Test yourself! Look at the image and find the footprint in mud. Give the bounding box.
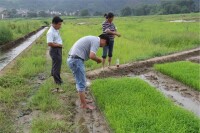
[18,108,32,118]
[78,117,90,133]
[181,91,193,98]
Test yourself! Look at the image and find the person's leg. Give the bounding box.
[79,92,95,109]
[67,58,95,110]
[57,48,63,83]
[50,48,54,77]
[108,40,114,67]
[102,46,108,68]
[52,48,62,85]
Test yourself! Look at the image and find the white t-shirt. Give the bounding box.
[46,26,63,45]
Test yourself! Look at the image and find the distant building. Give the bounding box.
[17,9,28,17]
[1,14,4,19]
[0,7,5,19]
[50,11,62,16]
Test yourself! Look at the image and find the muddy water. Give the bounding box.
[128,71,200,117]
[0,27,48,71]
[170,20,197,23]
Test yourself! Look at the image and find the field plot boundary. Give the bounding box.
[87,47,200,79]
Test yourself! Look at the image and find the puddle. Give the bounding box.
[16,110,41,133]
[128,71,200,117]
[0,27,48,71]
[77,117,89,133]
[15,73,48,133]
[170,20,197,23]
[77,22,86,25]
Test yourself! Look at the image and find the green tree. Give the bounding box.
[27,12,37,18]
[80,9,90,16]
[121,7,132,16]
[93,11,103,16]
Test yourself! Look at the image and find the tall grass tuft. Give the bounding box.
[0,24,13,45]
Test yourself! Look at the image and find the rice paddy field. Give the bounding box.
[154,61,200,91]
[0,13,200,132]
[91,78,200,133]
[60,13,200,70]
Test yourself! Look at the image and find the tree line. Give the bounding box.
[121,0,199,16]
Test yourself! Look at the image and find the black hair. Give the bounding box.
[99,34,110,46]
[107,12,114,19]
[104,13,108,19]
[52,16,63,24]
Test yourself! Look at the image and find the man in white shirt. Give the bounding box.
[47,16,63,90]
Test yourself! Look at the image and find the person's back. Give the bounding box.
[69,36,100,61]
[67,34,109,110]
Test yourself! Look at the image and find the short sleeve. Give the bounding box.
[47,32,54,43]
[90,40,99,54]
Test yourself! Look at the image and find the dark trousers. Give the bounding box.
[50,47,62,85]
[102,40,114,59]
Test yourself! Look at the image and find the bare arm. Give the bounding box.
[89,52,102,63]
[105,29,121,37]
[48,42,62,48]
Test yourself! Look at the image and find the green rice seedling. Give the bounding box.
[154,61,200,91]
[91,78,200,133]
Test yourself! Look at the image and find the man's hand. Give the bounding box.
[90,52,102,64]
[96,58,102,64]
[57,44,63,48]
[48,42,63,48]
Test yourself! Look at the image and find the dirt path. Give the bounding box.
[62,73,111,133]
[74,93,111,133]
[15,73,48,132]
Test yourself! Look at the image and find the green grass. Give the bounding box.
[0,35,76,132]
[0,13,200,132]
[31,114,72,133]
[27,74,76,132]
[0,37,47,132]
[0,19,45,45]
[91,78,200,133]
[0,111,14,133]
[60,13,200,71]
[154,61,200,91]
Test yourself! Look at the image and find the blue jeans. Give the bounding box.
[102,40,114,59]
[67,58,86,92]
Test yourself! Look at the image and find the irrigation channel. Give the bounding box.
[0,27,48,72]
